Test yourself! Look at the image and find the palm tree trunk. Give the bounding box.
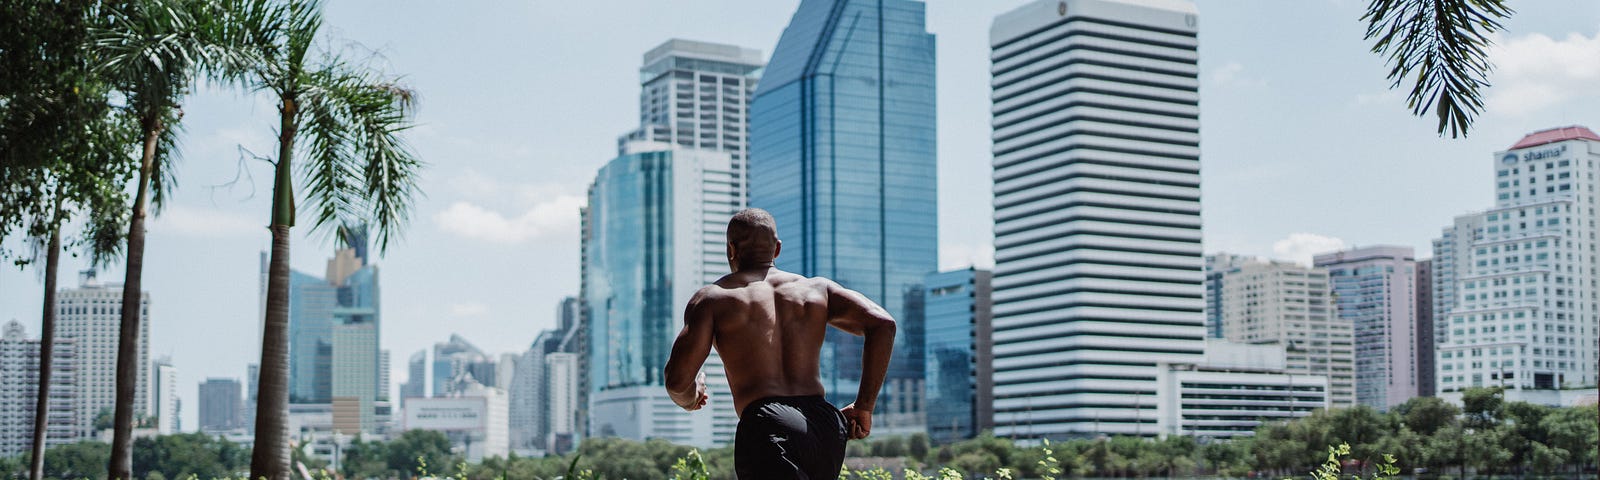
[250,96,298,480]
[108,119,160,480]
[28,198,64,480]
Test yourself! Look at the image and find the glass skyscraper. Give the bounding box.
[274,230,381,406]
[922,268,993,444]
[749,0,937,430]
[583,146,743,447]
[1314,246,1420,410]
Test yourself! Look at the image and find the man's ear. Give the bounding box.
[773,240,781,260]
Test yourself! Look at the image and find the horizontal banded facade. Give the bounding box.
[989,0,1203,439]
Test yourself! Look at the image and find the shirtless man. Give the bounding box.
[664,208,897,480]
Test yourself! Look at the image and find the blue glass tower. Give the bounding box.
[749,0,937,424]
[922,269,980,443]
[287,268,336,403]
[277,229,381,405]
[585,151,677,393]
[582,146,744,446]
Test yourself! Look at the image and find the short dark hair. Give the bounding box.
[727,208,778,267]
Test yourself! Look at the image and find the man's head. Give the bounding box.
[726,208,780,271]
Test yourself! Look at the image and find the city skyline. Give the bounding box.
[1,0,1597,433]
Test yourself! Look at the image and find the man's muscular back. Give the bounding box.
[694,269,828,416]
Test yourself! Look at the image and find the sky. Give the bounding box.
[1,0,1597,432]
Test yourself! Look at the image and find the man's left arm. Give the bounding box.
[665,290,713,410]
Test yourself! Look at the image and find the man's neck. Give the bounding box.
[733,263,774,276]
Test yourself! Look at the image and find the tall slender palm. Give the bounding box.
[21,138,130,480]
[90,1,267,477]
[240,1,422,478]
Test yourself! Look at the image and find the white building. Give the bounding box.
[1156,341,1329,438]
[56,271,150,439]
[1433,126,1600,403]
[989,0,1204,438]
[1206,254,1355,407]
[545,352,578,452]
[0,320,78,457]
[616,39,763,192]
[152,357,178,434]
[1314,246,1422,410]
[403,379,508,462]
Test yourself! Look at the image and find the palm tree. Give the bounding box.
[90,1,268,477]
[20,141,131,480]
[237,1,422,478]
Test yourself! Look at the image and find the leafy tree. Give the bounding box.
[43,441,111,480]
[1539,404,1598,474]
[0,2,133,478]
[337,437,389,479]
[1499,400,1553,474]
[1362,0,1513,137]
[1394,396,1460,436]
[384,429,459,477]
[1326,406,1389,468]
[131,433,250,480]
[1198,439,1249,477]
[1460,386,1505,429]
[907,433,930,463]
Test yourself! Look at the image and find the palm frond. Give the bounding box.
[297,53,422,253]
[1363,0,1513,138]
[147,107,184,212]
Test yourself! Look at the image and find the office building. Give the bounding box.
[432,334,496,396]
[545,352,579,454]
[152,356,179,434]
[379,349,391,403]
[1206,254,1355,407]
[56,270,150,438]
[281,253,336,404]
[199,378,242,434]
[269,227,381,406]
[922,268,993,444]
[0,320,78,457]
[989,0,1203,438]
[749,0,938,433]
[1156,340,1328,438]
[508,346,543,455]
[331,320,379,434]
[400,350,426,404]
[1416,259,1435,397]
[244,363,259,434]
[617,39,763,192]
[510,301,584,455]
[582,145,741,448]
[403,378,508,462]
[1314,246,1421,409]
[1433,126,1600,404]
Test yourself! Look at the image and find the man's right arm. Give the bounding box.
[823,279,896,439]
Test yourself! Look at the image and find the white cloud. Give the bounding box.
[148,205,263,238]
[433,194,584,244]
[450,302,488,317]
[940,242,995,271]
[1271,233,1347,266]
[1355,89,1404,106]
[1485,29,1600,116]
[1209,61,1266,88]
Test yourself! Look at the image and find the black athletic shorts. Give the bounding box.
[734,395,848,480]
